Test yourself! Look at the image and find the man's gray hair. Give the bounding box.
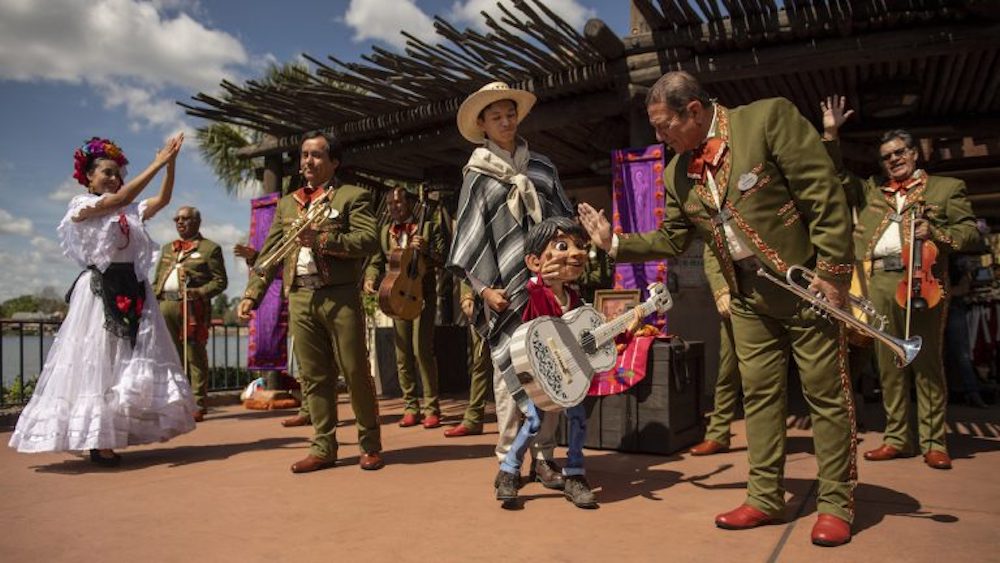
[645,71,712,114]
[179,205,201,223]
[879,129,916,150]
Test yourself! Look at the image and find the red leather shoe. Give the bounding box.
[399,413,421,427]
[360,452,385,471]
[811,514,851,547]
[444,424,483,438]
[924,450,952,470]
[422,414,442,429]
[281,415,311,428]
[715,504,777,530]
[290,455,336,474]
[689,440,728,456]
[864,444,903,461]
[192,410,206,423]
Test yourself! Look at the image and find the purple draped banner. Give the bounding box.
[611,144,669,328]
[247,192,288,371]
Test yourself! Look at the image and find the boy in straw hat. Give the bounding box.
[447,81,581,503]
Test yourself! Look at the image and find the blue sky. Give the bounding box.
[0,0,629,302]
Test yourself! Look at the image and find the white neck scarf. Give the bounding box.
[463,138,542,225]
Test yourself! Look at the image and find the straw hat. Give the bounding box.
[456,82,537,144]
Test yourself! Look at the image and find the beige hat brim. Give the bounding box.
[456,84,537,144]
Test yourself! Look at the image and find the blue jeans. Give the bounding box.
[500,402,587,477]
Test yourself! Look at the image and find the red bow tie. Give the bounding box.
[391,223,415,239]
[882,177,917,195]
[297,186,327,207]
[172,239,196,253]
[687,137,727,181]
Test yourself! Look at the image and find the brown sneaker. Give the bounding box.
[495,470,519,501]
[530,459,565,490]
[563,475,598,509]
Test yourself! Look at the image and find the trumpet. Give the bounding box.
[757,265,921,367]
[253,190,339,277]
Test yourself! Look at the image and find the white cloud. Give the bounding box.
[31,235,61,254]
[49,179,82,202]
[449,0,596,31]
[200,223,246,249]
[0,248,77,302]
[147,219,245,250]
[0,0,248,91]
[0,208,34,236]
[344,0,437,49]
[98,80,186,131]
[0,0,250,133]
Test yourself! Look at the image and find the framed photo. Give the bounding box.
[593,289,641,322]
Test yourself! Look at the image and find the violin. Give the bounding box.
[895,203,942,311]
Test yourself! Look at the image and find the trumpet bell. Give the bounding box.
[758,265,922,368]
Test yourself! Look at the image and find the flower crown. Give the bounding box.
[73,137,129,187]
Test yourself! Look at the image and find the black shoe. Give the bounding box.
[495,470,519,501]
[563,475,598,509]
[530,459,565,490]
[89,449,121,467]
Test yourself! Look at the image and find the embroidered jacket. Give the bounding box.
[824,140,980,279]
[365,211,447,297]
[153,235,228,300]
[618,98,855,292]
[243,182,378,304]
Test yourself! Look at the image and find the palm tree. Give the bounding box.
[195,61,311,195]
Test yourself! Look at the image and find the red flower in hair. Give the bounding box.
[72,137,129,188]
[116,295,132,313]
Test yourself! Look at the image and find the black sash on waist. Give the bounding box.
[68,263,146,348]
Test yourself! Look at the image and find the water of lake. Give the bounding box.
[2,333,249,386]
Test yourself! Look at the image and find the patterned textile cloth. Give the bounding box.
[612,144,670,328]
[447,148,573,402]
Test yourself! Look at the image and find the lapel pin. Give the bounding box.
[738,172,758,192]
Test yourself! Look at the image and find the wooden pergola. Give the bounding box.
[182,0,1000,222]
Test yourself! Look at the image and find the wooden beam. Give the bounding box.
[584,18,626,60]
[624,23,1000,85]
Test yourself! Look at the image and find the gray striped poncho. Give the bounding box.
[446,150,573,404]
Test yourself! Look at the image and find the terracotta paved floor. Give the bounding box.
[2,396,999,562]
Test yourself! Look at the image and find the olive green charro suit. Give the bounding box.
[365,216,447,417]
[617,98,857,522]
[826,141,980,456]
[243,183,382,461]
[153,235,228,410]
[458,282,491,431]
[702,245,739,448]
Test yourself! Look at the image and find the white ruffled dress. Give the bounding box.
[8,194,197,453]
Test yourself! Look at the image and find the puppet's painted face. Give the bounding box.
[525,230,589,282]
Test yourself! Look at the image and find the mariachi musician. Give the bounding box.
[363,186,447,429]
[821,95,980,470]
[237,131,384,474]
[153,205,228,422]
